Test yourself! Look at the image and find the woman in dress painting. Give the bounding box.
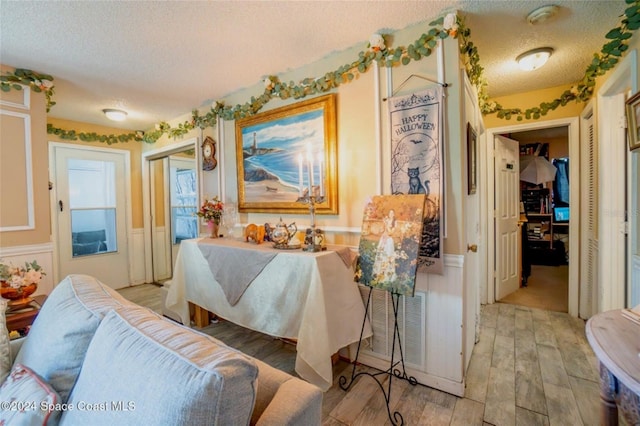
[373,209,397,283]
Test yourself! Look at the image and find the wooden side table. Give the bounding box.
[586,309,640,425]
[5,295,47,335]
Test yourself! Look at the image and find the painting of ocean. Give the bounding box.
[241,108,324,199]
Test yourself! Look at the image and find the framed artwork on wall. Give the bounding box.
[235,94,338,214]
[626,91,640,151]
[467,123,477,194]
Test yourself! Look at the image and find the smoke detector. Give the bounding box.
[527,5,559,25]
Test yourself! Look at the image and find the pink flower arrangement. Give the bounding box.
[196,196,224,224]
[0,260,45,289]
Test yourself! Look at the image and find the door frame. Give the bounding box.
[596,48,637,311]
[142,137,200,284]
[48,142,133,286]
[483,117,580,316]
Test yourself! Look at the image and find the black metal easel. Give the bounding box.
[339,285,417,426]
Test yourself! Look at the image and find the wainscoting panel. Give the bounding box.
[130,228,146,285]
[354,254,466,396]
[0,243,54,295]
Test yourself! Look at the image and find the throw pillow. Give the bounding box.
[0,363,61,426]
[61,306,258,425]
[0,298,10,384]
[14,274,132,402]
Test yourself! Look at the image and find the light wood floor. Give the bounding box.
[118,284,600,425]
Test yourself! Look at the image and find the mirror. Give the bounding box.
[150,147,197,284]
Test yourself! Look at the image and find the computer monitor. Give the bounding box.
[554,206,570,223]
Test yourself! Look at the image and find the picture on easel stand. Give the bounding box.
[343,194,425,425]
[354,194,425,297]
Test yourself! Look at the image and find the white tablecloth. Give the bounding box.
[165,238,372,391]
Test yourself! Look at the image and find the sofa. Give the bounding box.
[72,230,107,256]
[0,274,322,425]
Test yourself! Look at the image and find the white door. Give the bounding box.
[52,145,130,289]
[465,129,481,359]
[494,135,521,300]
[630,151,640,307]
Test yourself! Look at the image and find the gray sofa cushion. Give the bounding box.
[61,306,258,425]
[14,274,130,402]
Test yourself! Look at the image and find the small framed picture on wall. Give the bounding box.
[625,91,640,151]
[467,123,477,194]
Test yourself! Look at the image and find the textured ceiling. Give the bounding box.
[0,1,626,130]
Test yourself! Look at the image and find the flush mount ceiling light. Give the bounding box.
[526,5,560,25]
[102,108,128,121]
[516,47,554,71]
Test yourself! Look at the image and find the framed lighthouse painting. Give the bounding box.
[235,94,338,214]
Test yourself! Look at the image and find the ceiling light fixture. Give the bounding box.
[526,5,560,25]
[516,47,554,71]
[102,108,128,121]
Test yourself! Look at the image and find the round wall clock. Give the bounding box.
[202,136,217,171]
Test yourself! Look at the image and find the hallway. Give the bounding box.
[464,302,598,425]
[500,265,569,313]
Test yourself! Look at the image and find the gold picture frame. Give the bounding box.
[235,94,338,214]
[626,91,640,151]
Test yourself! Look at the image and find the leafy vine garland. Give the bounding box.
[3,1,639,144]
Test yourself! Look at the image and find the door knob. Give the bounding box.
[467,244,478,253]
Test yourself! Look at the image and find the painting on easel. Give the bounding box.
[355,194,425,297]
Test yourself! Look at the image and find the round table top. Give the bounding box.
[586,309,640,394]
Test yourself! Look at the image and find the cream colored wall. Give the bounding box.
[152,24,467,253]
[47,117,145,229]
[0,65,49,247]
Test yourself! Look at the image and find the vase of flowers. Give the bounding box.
[196,196,224,238]
[0,260,45,306]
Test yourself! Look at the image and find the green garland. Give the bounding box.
[5,1,640,144]
[45,124,147,145]
[0,69,56,112]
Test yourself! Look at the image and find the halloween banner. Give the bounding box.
[389,87,444,275]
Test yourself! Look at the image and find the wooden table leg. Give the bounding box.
[193,304,211,328]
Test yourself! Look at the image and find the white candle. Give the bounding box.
[317,152,324,197]
[298,154,304,196]
[306,143,314,190]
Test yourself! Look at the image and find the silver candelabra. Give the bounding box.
[297,189,326,252]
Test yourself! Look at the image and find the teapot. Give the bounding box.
[270,217,298,248]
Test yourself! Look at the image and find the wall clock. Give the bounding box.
[202,136,217,171]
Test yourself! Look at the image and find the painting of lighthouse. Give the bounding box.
[235,94,338,214]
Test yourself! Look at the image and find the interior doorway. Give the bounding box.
[484,117,580,316]
[142,137,200,285]
[149,152,197,283]
[500,126,570,312]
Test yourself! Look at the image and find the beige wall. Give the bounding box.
[47,117,145,229]
[152,25,468,253]
[147,21,468,253]
[0,66,49,247]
